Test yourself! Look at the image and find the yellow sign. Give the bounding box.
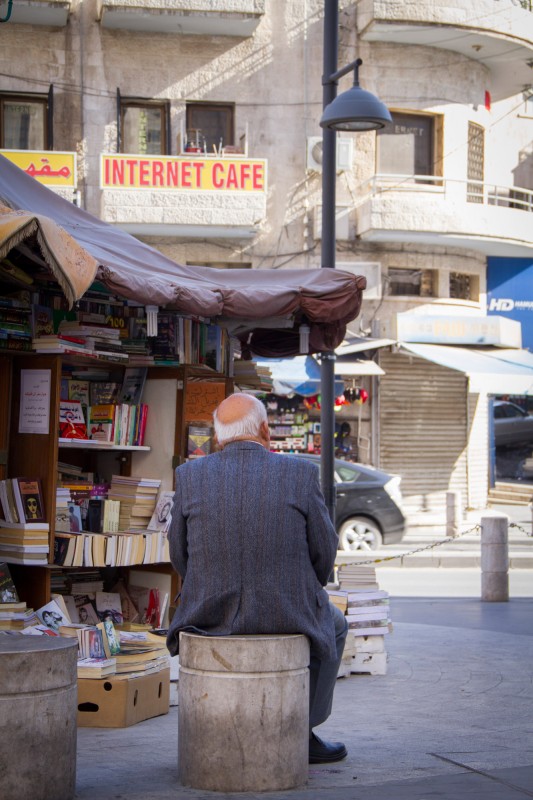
[101,154,267,192]
[0,149,77,187]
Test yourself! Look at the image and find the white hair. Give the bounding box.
[213,394,267,445]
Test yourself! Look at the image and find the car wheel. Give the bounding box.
[339,518,383,551]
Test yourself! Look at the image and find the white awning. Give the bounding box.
[334,359,385,376]
[336,336,395,356]
[399,343,533,395]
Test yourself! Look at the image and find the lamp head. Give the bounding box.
[320,59,392,131]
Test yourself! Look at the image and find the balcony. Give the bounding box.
[355,174,533,256]
[98,0,265,36]
[100,153,267,238]
[7,0,71,26]
[357,0,533,99]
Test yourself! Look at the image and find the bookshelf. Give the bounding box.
[3,354,232,612]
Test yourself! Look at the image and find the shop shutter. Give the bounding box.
[377,350,469,514]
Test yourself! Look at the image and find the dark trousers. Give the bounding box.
[309,603,348,732]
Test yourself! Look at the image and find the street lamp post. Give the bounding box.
[320,0,391,524]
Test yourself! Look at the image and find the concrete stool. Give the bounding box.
[0,634,78,800]
[178,632,310,792]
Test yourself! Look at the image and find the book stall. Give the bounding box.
[0,153,366,728]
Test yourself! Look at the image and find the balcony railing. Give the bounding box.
[360,174,533,213]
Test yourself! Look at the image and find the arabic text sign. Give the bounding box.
[0,149,76,187]
[101,154,267,192]
[19,369,51,435]
[184,382,227,422]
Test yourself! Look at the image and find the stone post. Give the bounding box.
[481,514,509,602]
[446,490,462,538]
[178,632,310,792]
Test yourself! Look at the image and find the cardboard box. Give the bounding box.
[77,668,170,728]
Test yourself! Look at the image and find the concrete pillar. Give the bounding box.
[178,632,310,792]
[446,490,462,538]
[0,634,78,800]
[481,514,509,602]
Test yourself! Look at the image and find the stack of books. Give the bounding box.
[114,629,170,679]
[108,476,161,531]
[0,298,32,352]
[0,563,34,629]
[233,359,273,390]
[58,321,128,361]
[0,520,50,565]
[331,565,392,677]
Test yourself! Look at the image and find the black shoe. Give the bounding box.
[308,732,347,764]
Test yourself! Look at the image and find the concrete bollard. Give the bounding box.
[481,514,509,602]
[446,490,462,538]
[178,632,310,792]
[0,634,78,800]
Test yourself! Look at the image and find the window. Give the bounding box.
[467,122,484,203]
[450,272,479,301]
[387,268,436,297]
[0,93,49,149]
[119,98,169,155]
[186,103,234,153]
[377,112,438,179]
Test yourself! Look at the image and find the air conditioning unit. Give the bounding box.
[306,136,353,172]
[336,262,382,299]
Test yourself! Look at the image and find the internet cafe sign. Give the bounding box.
[0,149,76,187]
[101,154,267,193]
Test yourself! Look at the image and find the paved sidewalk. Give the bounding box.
[75,598,533,800]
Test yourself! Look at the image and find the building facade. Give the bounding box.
[2,0,533,514]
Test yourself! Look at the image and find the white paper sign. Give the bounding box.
[19,369,51,434]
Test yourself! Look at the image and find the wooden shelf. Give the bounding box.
[58,440,150,451]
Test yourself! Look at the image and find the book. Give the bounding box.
[12,478,46,523]
[97,617,121,657]
[90,382,121,405]
[36,598,71,631]
[30,304,54,337]
[68,379,90,406]
[59,400,88,440]
[77,657,116,679]
[95,590,123,624]
[0,562,19,603]
[119,367,147,405]
[67,502,83,532]
[0,479,19,523]
[147,491,174,533]
[88,404,115,442]
[187,424,213,459]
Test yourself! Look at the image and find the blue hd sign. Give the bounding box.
[487,257,533,351]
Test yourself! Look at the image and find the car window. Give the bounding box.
[336,465,362,483]
[506,405,525,418]
[494,405,507,419]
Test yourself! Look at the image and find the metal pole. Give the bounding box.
[320,0,338,523]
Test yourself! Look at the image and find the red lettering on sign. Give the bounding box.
[181,162,192,188]
[152,161,164,186]
[226,163,238,189]
[126,159,137,185]
[193,161,205,186]
[166,162,179,187]
[252,164,263,190]
[112,159,125,186]
[240,163,251,187]
[213,162,224,188]
[139,160,150,186]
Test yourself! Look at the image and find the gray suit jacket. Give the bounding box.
[166,441,339,661]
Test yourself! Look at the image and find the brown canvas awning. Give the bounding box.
[0,154,365,355]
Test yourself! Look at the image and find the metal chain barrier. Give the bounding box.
[339,516,533,569]
[510,521,533,538]
[338,523,482,568]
